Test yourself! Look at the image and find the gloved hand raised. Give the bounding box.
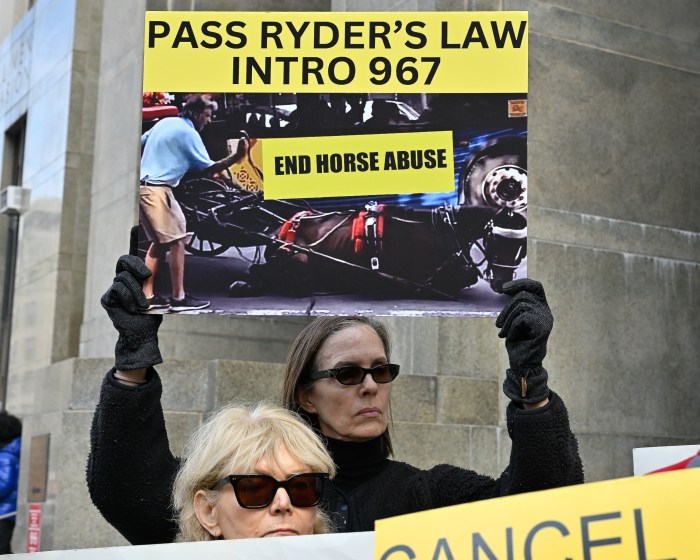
[495,279,552,404]
[100,255,163,370]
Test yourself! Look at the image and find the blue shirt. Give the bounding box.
[0,437,20,519]
[140,116,214,187]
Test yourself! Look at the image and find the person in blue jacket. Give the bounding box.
[0,411,21,554]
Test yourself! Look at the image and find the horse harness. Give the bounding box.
[431,205,469,258]
[277,211,315,246]
[277,210,353,252]
[276,203,469,275]
[351,202,385,270]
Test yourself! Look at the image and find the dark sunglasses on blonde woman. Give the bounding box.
[212,472,328,509]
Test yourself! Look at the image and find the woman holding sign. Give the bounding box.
[88,252,583,544]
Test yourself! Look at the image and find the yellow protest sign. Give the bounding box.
[143,12,527,93]
[374,469,699,559]
[139,10,531,316]
[260,131,454,200]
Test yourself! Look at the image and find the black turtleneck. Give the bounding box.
[324,436,388,493]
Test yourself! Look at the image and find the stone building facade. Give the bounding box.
[0,0,698,551]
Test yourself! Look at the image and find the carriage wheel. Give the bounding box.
[178,178,234,257]
[185,233,230,257]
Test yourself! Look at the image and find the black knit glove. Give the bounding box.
[100,255,162,370]
[495,279,552,403]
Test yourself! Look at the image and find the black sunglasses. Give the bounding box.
[212,472,328,509]
[306,363,400,386]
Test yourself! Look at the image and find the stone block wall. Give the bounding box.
[1,0,697,551]
[13,358,510,549]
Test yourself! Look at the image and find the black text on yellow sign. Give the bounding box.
[375,469,699,559]
[260,131,455,200]
[143,12,527,93]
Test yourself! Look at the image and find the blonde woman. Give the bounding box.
[173,402,335,541]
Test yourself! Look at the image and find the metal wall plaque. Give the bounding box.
[27,434,50,503]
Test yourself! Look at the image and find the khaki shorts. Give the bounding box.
[139,186,187,244]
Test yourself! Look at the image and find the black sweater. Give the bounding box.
[87,368,583,545]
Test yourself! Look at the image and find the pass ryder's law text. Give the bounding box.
[147,19,526,50]
[232,56,440,86]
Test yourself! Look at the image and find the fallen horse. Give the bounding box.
[220,202,527,299]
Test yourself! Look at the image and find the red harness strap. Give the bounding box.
[278,211,314,245]
[351,214,366,253]
[351,205,385,267]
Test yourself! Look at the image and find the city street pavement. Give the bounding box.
[150,247,521,317]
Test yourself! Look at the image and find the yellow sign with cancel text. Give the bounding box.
[374,469,699,560]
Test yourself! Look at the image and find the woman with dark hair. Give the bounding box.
[282,317,395,455]
[279,315,582,531]
[88,254,583,544]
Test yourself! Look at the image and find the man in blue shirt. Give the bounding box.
[140,95,247,311]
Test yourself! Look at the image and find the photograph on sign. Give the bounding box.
[138,12,528,316]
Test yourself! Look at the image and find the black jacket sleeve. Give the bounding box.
[86,368,180,544]
[501,390,584,493]
[424,391,584,508]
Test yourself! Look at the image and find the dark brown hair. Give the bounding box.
[180,94,216,123]
[281,316,394,457]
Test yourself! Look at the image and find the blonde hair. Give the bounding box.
[173,402,336,542]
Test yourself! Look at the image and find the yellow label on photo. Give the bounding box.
[143,12,528,93]
[260,131,455,200]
